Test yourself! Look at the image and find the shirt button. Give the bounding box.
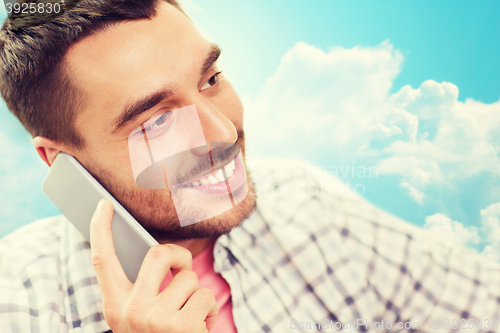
[214,243,224,255]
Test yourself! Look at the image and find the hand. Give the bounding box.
[89,199,218,332]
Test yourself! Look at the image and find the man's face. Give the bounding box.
[64,2,256,240]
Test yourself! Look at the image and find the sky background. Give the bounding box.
[1,1,499,259]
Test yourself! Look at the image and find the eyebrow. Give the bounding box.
[112,44,222,134]
[201,44,221,77]
[112,87,176,133]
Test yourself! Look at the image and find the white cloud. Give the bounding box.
[245,41,500,203]
[423,213,480,247]
[246,41,406,158]
[481,244,500,262]
[423,202,500,261]
[480,202,500,243]
[476,203,500,261]
[400,181,425,204]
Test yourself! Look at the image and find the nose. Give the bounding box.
[190,99,237,156]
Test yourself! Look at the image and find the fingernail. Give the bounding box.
[97,199,111,212]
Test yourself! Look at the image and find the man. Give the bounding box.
[0,0,498,332]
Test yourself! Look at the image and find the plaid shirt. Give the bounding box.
[0,159,499,332]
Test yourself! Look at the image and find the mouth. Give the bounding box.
[177,144,239,186]
[178,151,246,195]
[181,157,235,187]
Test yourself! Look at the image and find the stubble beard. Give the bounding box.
[89,133,257,241]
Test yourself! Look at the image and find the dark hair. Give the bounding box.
[0,0,183,149]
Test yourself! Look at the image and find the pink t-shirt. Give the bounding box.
[159,241,237,332]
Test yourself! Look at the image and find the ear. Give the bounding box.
[33,137,73,167]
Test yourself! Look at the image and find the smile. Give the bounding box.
[176,151,246,196]
[181,157,236,187]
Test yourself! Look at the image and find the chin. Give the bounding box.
[145,182,257,241]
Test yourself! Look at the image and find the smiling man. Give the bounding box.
[1,0,500,332]
[34,2,256,242]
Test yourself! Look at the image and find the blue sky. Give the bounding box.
[1,1,499,258]
[185,0,500,103]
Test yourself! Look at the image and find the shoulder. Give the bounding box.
[0,215,109,332]
[0,215,86,276]
[247,157,366,231]
[246,158,486,261]
[0,215,66,245]
[0,216,64,267]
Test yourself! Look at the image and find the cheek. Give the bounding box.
[84,140,137,186]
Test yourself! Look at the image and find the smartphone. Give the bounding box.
[42,152,158,282]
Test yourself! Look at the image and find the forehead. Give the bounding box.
[64,2,210,129]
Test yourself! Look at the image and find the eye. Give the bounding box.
[143,112,171,135]
[200,71,222,91]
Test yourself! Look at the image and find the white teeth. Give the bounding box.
[185,159,237,188]
[208,175,218,184]
[215,169,226,182]
[224,163,234,178]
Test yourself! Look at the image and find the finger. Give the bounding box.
[132,244,193,298]
[159,269,199,310]
[89,199,131,299]
[180,287,218,331]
